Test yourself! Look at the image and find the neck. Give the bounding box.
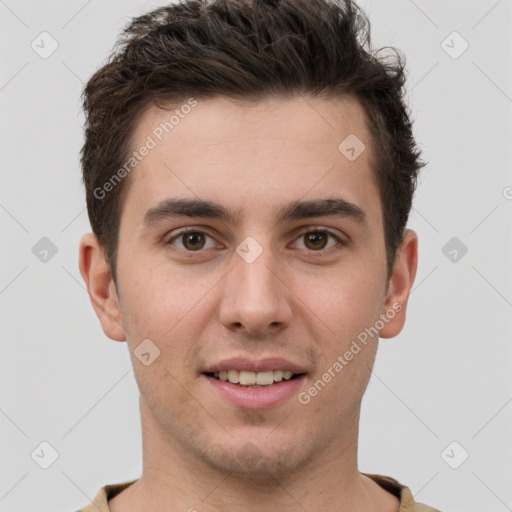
[109,398,394,512]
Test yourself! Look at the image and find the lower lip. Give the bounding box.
[203,374,307,409]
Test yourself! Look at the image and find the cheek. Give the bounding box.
[118,259,212,340]
[298,266,385,345]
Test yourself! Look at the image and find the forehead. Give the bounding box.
[121,94,380,228]
[135,94,370,153]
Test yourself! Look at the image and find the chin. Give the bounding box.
[198,435,317,479]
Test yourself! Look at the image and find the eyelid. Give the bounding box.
[294,225,344,238]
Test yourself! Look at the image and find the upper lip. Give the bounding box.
[203,357,308,374]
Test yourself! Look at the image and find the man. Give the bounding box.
[77,0,440,510]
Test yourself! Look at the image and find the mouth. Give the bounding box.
[204,369,305,389]
[202,367,307,409]
[201,357,309,408]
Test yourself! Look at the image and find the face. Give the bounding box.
[81,94,417,479]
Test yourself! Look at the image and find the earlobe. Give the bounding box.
[78,233,127,342]
[379,229,418,339]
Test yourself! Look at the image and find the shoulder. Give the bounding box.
[74,479,138,512]
[362,472,442,512]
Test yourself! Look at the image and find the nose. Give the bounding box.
[218,246,292,336]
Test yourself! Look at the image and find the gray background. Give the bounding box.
[1,0,511,511]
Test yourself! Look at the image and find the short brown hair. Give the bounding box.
[81,0,424,286]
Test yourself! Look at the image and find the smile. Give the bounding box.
[206,369,300,388]
[202,372,307,409]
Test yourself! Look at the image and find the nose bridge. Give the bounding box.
[219,239,291,334]
[236,249,279,301]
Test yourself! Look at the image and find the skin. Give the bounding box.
[79,94,417,512]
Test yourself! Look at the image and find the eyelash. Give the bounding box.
[165,226,345,253]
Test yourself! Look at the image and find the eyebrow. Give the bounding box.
[141,197,368,229]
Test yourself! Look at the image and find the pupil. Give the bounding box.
[306,232,326,250]
[184,232,204,250]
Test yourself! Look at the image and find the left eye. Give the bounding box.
[291,230,342,251]
[167,230,218,251]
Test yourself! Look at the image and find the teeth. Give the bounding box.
[256,370,274,385]
[273,370,284,382]
[212,369,298,386]
[239,371,256,385]
[227,369,240,384]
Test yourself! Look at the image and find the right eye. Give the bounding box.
[166,229,219,251]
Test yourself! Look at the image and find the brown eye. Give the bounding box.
[182,232,206,250]
[292,229,342,252]
[167,230,217,251]
[303,231,328,250]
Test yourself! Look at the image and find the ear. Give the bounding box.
[78,233,127,341]
[379,229,418,339]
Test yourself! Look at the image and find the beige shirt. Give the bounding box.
[75,473,441,511]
